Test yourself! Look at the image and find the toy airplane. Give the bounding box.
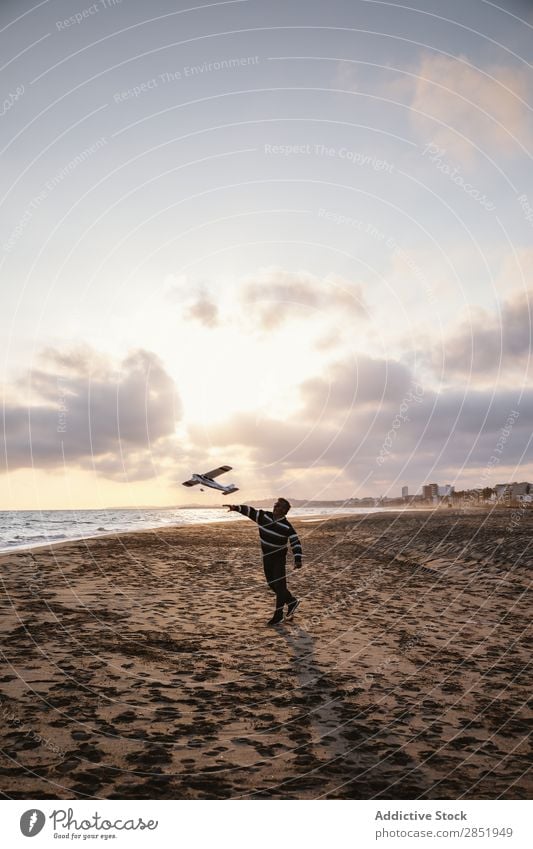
[182,465,239,495]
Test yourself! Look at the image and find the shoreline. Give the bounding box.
[0,501,525,559]
[0,506,430,558]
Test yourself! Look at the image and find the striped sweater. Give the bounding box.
[233,505,303,564]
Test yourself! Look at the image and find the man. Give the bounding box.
[227,498,303,626]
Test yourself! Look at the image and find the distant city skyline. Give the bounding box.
[1,0,532,509]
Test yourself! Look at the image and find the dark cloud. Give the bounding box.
[300,356,413,410]
[189,355,416,467]
[190,354,532,493]
[2,348,180,480]
[434,290,533,378]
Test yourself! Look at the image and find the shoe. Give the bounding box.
[286,599,300,620]
[267,613,284,626]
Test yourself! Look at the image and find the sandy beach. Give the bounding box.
[0,510,531,800]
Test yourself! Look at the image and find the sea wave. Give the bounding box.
[0,506,384,553]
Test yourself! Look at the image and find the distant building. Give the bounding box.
[512,482,531,500]
[423,483,439,500]
[495,482,532,503]
[402,486,408,499]
[438,484,454,497]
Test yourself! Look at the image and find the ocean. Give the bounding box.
[0,506,385,553]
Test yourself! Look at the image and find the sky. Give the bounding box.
[1,0,532,509]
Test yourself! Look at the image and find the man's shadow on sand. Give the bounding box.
[273,623,345,761]
[276,623,319,688]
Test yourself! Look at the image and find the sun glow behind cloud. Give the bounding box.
[169,269,367,429]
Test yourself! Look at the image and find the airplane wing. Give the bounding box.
[182,479,199,487]
[202,465,232,480]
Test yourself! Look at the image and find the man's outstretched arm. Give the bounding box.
[227,504,260,523]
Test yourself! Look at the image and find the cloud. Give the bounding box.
[300,356,413,410]
[410,53,531,161]
[185,291,219,328]
[189,354,533,495]
[1,347,181,480]
[241,267,367,331]
[190,354,422,477]
[164,276,219,328]
[432,289,533,379]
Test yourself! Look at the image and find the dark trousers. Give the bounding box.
[263,552,296,613]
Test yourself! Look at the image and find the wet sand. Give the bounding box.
[0,510,531,799]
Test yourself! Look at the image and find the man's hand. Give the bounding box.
[295,561,303,569]
[226,504,238,512]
